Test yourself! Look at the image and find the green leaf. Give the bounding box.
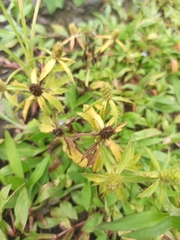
[0,185,11,216]
[132,128,162,141]
[73,0,86,7]
[97,211,169,231]
[15,188,29,231]
[60,201,78,220]
[124,216,171,239]
[43,0,64,14]
[113,96,133,104]
[28,155,49,188]
[75,93,92,108]
[144,146,161,171]
[5,131,24,178]
[172,216,180,231]
[0,229,6,240]
[138,180,160,198]
[34,183,54,204]
[109,100,118,124]
[82,181,91,211]
[50,23,68,37]
[83,173,107,184]
[83,213,104,233]
[117,141,134,174]
[171,74,180,105]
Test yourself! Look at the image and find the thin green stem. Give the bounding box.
[0,0,26,54]
[18,0,31,60]
[0,42,25,69]
[30,0,42,60]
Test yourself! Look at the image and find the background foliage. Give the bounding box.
[0,0,180,239]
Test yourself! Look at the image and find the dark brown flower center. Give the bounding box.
[99,126,114,139]
[52,128,64,137]
[29,84,43,96]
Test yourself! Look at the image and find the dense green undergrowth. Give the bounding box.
[0,0,180,239]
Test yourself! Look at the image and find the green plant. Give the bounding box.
[0,0,180,239]
[42,0,88,14]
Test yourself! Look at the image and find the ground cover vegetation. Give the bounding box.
[0,0,180,239]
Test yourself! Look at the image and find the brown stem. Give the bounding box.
[54,220,86,239]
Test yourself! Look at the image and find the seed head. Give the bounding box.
[106,173,122,191]
[52,128,64,137]
[102,82,112,101]
[99,126,114,139]
[159,167,180,186]
[51,42,63,60]
[29,84,42,96]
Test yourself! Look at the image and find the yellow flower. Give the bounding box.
[40,41,75,82]
[12,68,66,121]
[95,28,127,54]
[78,105,127,170]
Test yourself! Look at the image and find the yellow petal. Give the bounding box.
[61,136,88,167]
[42,92,64,112]
[114,122,127,133]
[40,59,56,81]
[31,68,38,84]
[116,39,127,52]
[78,106,104,131]
[96,39,113,54]
[39,123,54,133]
[23,95,34,121]
[108,139,122,162]
[58,60,74,83]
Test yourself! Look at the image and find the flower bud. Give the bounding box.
[51,42,63,60]
[159,167,180,186]
[102,82,112,101]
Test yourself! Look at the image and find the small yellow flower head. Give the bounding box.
[111,29,120,41]
[0,79,6,92]
[51,41,63,60]
[29,84,43,97]
[159,167,180,186]
[106,173,122,191]
[102,82,112,101]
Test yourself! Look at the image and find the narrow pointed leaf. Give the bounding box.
[109,100,118,124]
[124,217,171,239]
[28,155,49,188]
[15,188,29,231]
[0,185,11,215]
[97,211,169,231]
[144,146,160,171]
[5,131,24,178]
[117,141,133,174]
[82,181,91,211]
[138,179,160,198]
